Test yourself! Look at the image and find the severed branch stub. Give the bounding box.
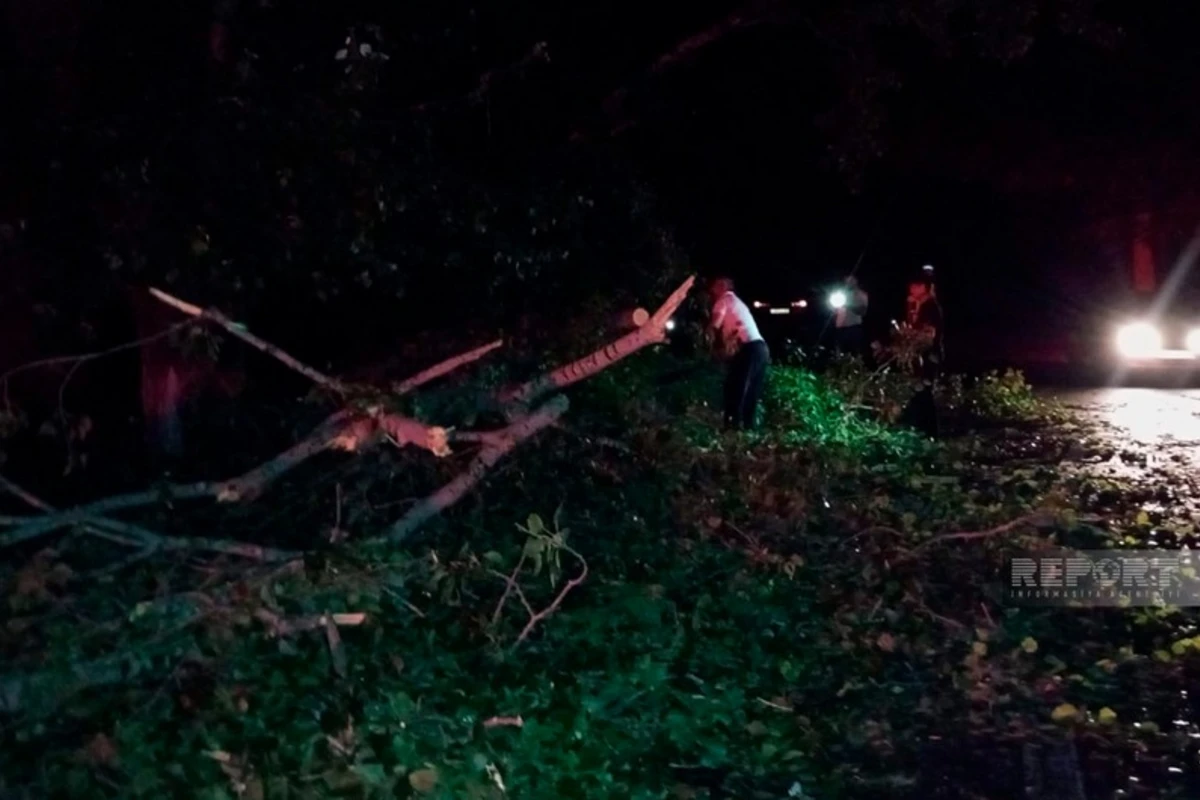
[254,609,367,637]
[501,275,694,410]
[483,715,524,729]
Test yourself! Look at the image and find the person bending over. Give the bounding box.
[707,276,770,430]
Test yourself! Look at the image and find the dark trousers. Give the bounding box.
[834,325,865,356]
[724,340,770,429]
[899,350,942,437]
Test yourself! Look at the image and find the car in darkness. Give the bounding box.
[743,286,824,350]
[1068,288,1200,382]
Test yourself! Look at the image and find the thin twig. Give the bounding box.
[842,525,905,549]
[0,322,189,400]
[514,545,589,646]
[489,552,529,627]
[979,602,996,629]
[903,510,1051,558]
[0,474,53,512]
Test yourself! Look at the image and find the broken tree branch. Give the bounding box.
[0,322,191,397]
[901,510,1056,559]
[483,716,524,729]
[489,551,530,627]
[515,545,588,645]
[215,410,364,503]
[254,609,367,637]
[0,474,53,512]
[0,474,296,561]
[501,275,694,409]
[148,286,350,393]
[0,402,458,547]
[392,338,503,395]
[382,395,570,542]
[0,482,215,548]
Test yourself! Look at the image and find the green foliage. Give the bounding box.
[941,369,1062,423]
[2,353,1190,798]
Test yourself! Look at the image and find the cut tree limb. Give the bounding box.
[0,474,295,561]
[392,339,503,395]
[0,404,459,547]
[215,411,360,503]
[501,275,694,409]
[382,395,571,542]
[148,286,351,393]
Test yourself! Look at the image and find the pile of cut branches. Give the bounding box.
[0,277,693,715]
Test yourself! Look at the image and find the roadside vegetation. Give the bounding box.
[4,337,1197,800]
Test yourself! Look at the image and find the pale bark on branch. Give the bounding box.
[0,474,295,561]
[4,280,693,551]
[148,286,351,393]
[254,608,367,636]
[0,402,459,548]
[392,339,503,395]
[382,395,571,542]
[502,275,694,409]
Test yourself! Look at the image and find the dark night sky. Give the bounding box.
[6,1,1200,360]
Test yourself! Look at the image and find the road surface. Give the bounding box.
[1052,387,1200,451]
[1045,387,1200,520]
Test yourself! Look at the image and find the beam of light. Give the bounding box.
[1110,223,1200,385]
[829,290,847,310]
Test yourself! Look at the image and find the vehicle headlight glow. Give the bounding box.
[829,290,847,310]
[1115,322,1163,358]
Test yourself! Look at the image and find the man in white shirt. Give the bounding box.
[707,277,770,430]
[833,275,868,356]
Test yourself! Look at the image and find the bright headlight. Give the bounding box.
[1115,322,1162,358]
[829,290,847,310]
